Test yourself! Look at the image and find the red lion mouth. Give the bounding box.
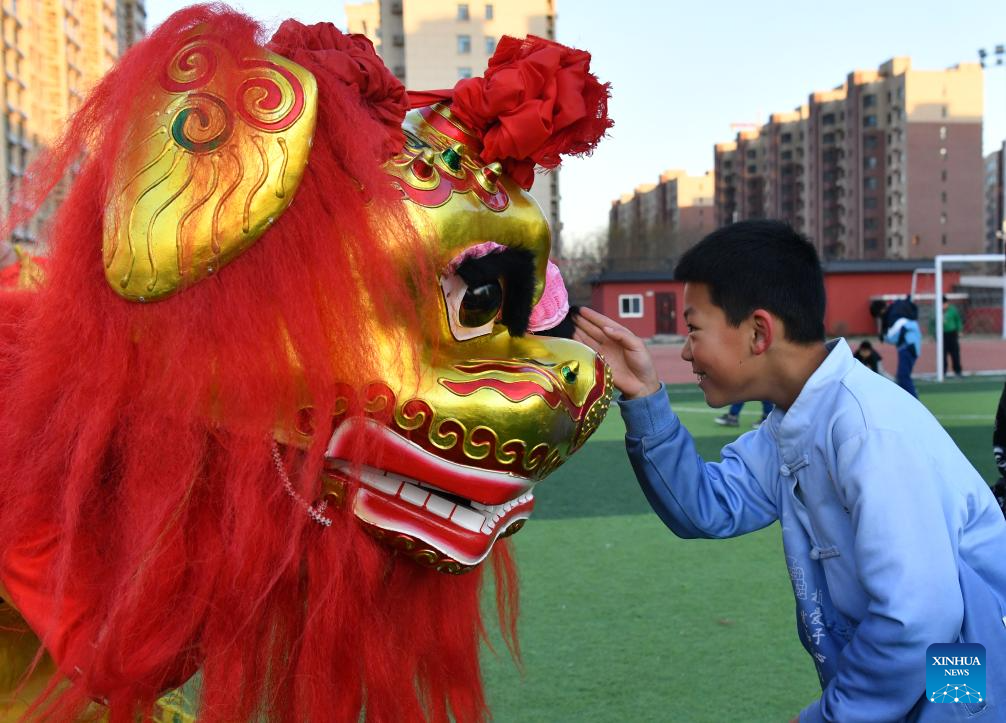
[321,356,610,572]
[326,418,535,570]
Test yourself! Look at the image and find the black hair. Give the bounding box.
[456,247,536,336]
[674,220,825,343]
[535,305,578,339]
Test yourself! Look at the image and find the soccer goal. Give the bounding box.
[932,254,1006,382]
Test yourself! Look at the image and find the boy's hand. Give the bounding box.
[573,306,661,399]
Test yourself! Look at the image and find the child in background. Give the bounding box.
[852,339,881,373]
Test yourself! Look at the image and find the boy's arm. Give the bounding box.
[800,429,965,723]
[620,390,779,539]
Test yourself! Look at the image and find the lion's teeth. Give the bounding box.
[425,494,455,519]
[358,467,402,496]
[399,483,430,506]
[335,460,534,535]
[451,506,486,533]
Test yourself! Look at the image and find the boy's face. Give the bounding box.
[680,282,757,408]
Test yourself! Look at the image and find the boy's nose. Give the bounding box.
[680,339,693,362]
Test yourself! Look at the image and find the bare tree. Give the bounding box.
[556,228,608,306]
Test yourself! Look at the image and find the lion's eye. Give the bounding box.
[459,280,503,328]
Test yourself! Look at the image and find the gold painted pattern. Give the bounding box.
[103,32,317,301]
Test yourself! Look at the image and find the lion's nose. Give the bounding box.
[559,360,579,384]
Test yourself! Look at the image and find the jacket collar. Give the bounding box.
[768,339,852,465]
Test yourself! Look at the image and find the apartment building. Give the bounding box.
[2,0,146,245]
[714,58,984,261]
[345,0,562,254]
[607,169,715,271]
[985,143,1005,254]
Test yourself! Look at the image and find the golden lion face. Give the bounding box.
[100,31,612,574]
[314,105,613,572]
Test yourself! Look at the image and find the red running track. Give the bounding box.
[649,335,1006,386]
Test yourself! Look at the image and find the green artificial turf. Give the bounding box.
[480,375,1005,722]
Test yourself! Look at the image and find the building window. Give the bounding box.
[864,156,878,170]
[485,3,494,19]
[939,147,947,158]
[864,177,878,190]
[781,150,792,161]
[457,34,471,53]
[619,294,643,318]
[863,94,877,108]
[864,135,878,150]
[865,237,878,250]
[747,164,757,173]
[939,125,947,140]
[863,114,877,128]
[780,132,792,143]
[486,36,496,54]
[941,169,948,182]
[457,3,470,20]
[823,132,835,144]
[822,113,835,125]
[864,196,878,209]
[940,212,947,225]
[457,66,472,79]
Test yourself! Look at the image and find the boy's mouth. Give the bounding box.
[695,371,707,384]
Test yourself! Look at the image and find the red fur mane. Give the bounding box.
[0,6,517,721]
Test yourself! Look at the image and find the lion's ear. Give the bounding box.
[103,28,317,302]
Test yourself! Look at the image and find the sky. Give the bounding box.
[149,1,1006,250]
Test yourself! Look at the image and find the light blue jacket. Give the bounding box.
[885,317,922,357]
[619,339,1006,722]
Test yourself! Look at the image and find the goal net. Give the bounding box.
[931,254,1006,381]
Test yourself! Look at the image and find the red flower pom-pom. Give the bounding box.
[449,36,612,189]
[269,21,408,159]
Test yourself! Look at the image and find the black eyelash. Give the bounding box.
[456,248,536,336]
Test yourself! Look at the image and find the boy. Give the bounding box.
[574,220,1006,722]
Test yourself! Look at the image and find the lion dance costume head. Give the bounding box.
[0,5,612,721]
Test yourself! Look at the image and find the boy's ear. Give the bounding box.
[750,309,774,355]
